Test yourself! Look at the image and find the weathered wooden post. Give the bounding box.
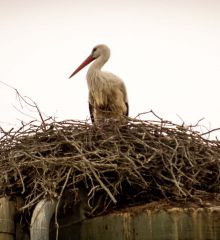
[0,197,16,240]
[30,199,57,240]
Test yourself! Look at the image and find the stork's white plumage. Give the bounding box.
[69,44,129,123]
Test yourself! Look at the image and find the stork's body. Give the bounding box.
[69,44,128,123]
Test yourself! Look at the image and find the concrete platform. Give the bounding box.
[51,204,220,240]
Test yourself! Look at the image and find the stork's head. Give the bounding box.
[69,44,110,78]
[91,44,110,60]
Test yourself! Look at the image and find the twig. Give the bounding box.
[55,168,72,240]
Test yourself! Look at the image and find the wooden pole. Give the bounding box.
[30,199,57,240]
[0,197,16,240]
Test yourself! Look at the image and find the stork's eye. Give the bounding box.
[92,47,97,54]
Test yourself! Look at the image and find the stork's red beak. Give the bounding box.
[69,55,95,79]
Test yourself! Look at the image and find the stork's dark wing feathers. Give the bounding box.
[125,102,129,117]
[89,102,95,123]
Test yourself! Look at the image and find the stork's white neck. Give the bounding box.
[86,54,109,83]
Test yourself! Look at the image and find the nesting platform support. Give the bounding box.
[30,199,57,240]
[0,197,16,240]
[54,206,220,240]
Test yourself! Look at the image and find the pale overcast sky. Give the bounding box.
[0,0,220,138]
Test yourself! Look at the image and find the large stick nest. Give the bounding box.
[0,113,220,216]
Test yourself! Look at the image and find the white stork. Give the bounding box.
[69,44,129,123]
